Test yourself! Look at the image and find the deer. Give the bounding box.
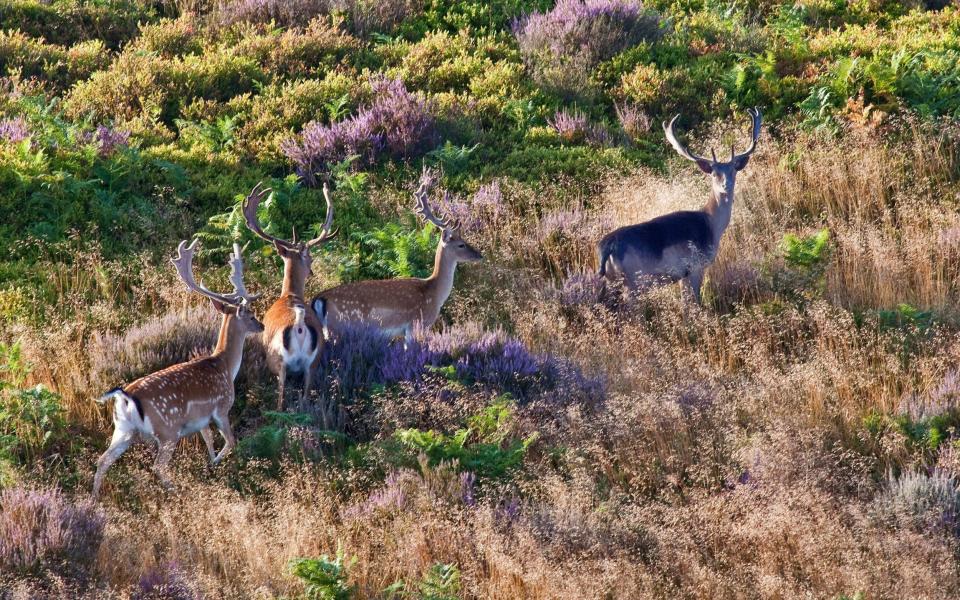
[242,182,336,411]
[596,108,762,303]
[311,169,483,341]
[93,241,263,499]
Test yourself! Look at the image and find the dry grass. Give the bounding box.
[4,124,960,598]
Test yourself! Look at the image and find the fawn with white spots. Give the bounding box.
[93,241,263,498]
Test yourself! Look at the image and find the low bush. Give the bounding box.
[88,306,217,391]
[875,469,960,536]
[289,547,356,600]
[0,487,104,578]
[395,396,537,479]
[282,76,437,184]
[513,0,665,99]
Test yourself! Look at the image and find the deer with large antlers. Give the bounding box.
[597,108,762,303]
[311,169,483,341]
[93,241,263,498]
[243,182,336,410]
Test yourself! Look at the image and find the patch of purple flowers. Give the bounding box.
[514,0,664,96]
[615,102,651,141]
[216,0,330,27]
[548,109,612,146]
[0,116,30,144]
[342,470,414,520]
[440,181,506,234]
[560,272,608,307]
[282,76,437,185]
[460,471,477,506]
[93,125,130,157]
[318,321,603,404]
[134,562,197,600]
[0,487,105,576]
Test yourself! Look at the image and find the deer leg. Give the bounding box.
[92,430,134,499]
[200,426,217,465]
[152,441,177,492]
[684,269,704,305]
[300,364,315,411]
[210,412,236,466]
[277,363,287,412]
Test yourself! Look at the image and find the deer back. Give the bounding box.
[313,277,435,333]
[121,355,234,441]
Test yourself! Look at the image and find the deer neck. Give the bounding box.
[281,260,307,299]
[212,314,245,381]
[702,190,734,247]
[425,242,458,306]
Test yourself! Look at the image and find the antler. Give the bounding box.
[242,182,295,250]
[413,167,458,232]
[731,107,762,162]
[227,242,258,303]
[307,183,338,248]
[242,181,337,250]
[663,114,711,165]
[172,240,249,307]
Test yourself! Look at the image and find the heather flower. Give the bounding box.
[343,470,415,520]
[0,487,105,576]
[93,125,130,157]
[0,116,30,144]
[460,471,477,506]
[560,272,608,307]
[548,109,590,143]
[283,76,436,185]
[514,0,664,97]
[439,181,506,234]
[135,562,197,600]
[216,0,331,27]
[615,102,651,141]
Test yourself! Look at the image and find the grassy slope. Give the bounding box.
[1,0,960,597]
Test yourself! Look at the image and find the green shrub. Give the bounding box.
[290,546,357,600]
[0,0,155,49]
[0,343,66,466]
[385,563,461,600]
[781,228,830,269]
[133,16,203,58]
[395,397,538,479]
[339,220,437,282]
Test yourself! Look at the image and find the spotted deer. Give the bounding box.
[242,182,336,410]
[93,241,263,498]
[597,108,762,303]
[311,169,483,341]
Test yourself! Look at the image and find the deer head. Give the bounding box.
[242,182,337,285]
[663,108,762,202]
[171,240,264,333]
[414,168,483,264]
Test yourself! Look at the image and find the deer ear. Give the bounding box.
[733,155,750,171]
[695,159,713,174]
[273,241,289,256]
[209,299,235,314]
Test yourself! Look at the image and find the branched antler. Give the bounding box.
[242,181,336,250]
[172,240,252,307]
[413,167,458,232]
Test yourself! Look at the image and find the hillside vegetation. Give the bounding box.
[2,0,960,597]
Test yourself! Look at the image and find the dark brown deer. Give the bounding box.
[597,108,762,303]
